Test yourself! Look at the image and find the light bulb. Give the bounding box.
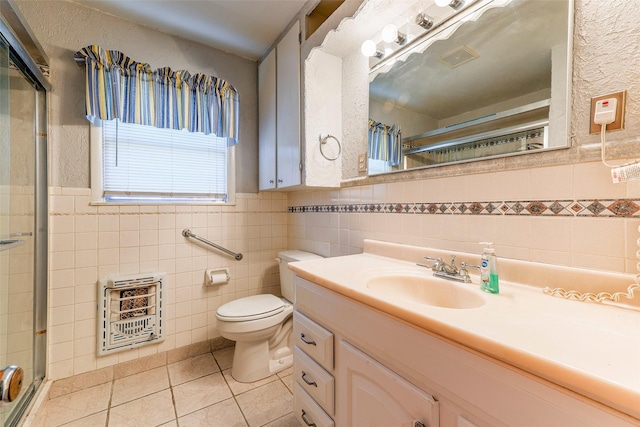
[361,40,377,57]
[381,24,407,45]
[435,0,464,9]
[360,40,383,58]
[381,24,398,43]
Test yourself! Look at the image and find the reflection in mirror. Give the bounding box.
[367,0,572,175]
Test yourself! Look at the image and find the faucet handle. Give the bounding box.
[450,255,456,266]
[420,256,443,272]
[459,262,480,284]
[461,261,480,270]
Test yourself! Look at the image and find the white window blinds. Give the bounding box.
[101,120,228,203]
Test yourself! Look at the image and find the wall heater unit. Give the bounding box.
[97,272,165,355]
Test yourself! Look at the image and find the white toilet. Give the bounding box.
[215,250,322,382]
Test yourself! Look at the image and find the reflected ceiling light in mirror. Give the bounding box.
[435,0,464,9]
[361,40,384,58]
[415,12,435,30]
[381,24,407,45]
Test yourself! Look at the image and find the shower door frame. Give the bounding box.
[0,6,49,426]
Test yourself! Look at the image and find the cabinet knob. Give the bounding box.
[277,179,284,183]
[269,179,274,184]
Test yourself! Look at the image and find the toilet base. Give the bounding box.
[228,316,293,383]
[230,340,293,383]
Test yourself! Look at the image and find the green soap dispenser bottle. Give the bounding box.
[480,242,499,294]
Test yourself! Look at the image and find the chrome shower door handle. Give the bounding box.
[0,365,23,406]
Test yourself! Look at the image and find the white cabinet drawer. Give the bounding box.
[293,311,334,370]
[294,382,334,427]
[294,346,335,415]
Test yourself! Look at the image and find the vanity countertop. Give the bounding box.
[288,242,640,421]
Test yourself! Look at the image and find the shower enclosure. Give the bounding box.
[0,5,48,426]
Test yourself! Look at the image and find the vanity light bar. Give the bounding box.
[415,13,435,30]
[435,0,465,9]
[367,0,484,74]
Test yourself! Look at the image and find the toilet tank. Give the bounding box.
[277,250,323,302]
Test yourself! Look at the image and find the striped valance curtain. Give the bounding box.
[74,45,240,144]
[368,120,402,166]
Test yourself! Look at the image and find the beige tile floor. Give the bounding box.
[31,347,298,427]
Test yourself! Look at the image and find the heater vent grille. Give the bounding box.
[98,272,165,355]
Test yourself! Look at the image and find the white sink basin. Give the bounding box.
[365,273,486,309]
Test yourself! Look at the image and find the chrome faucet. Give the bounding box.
[418,255,480,283]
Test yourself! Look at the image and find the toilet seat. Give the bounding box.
[216,294,286,322]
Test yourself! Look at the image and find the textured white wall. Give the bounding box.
[571,0,640,148]
[14,0,259,193]
[303,50,342,187]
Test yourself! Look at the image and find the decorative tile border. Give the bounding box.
[289,199,640,218]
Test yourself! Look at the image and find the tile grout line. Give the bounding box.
[166,360,181,426]
[213,349,251,427]
[104,375,115,427]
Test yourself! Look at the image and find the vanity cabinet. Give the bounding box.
[339,340,439,426]
[293,300,439,426]
[294,275,638,427]
[258,21,301,190]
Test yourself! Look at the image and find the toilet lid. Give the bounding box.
[216,294,285,322]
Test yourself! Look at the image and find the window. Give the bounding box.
[91,119,235,204]
[367,158,392,175]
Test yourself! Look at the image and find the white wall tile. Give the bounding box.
[573,161,627,199]
[75,215,98,233]
[572,218,625,257]
[529,165,573,200]
[76,232,98,250]
[98,215,119,232]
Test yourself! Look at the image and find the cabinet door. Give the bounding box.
[338,341,439,427]
[276,20,301,188]
[258,48,276,190]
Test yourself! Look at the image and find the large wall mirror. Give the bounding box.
[367,0,573,175]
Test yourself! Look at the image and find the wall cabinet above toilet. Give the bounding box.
[259,21,302,190]
[258,16,344,190]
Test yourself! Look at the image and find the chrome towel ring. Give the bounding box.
[319,134,341,161]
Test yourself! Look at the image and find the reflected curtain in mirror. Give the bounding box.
[368,119,402,166]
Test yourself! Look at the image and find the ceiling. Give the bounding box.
[71,0,309,60]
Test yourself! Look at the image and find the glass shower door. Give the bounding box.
[0,31,45,426]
